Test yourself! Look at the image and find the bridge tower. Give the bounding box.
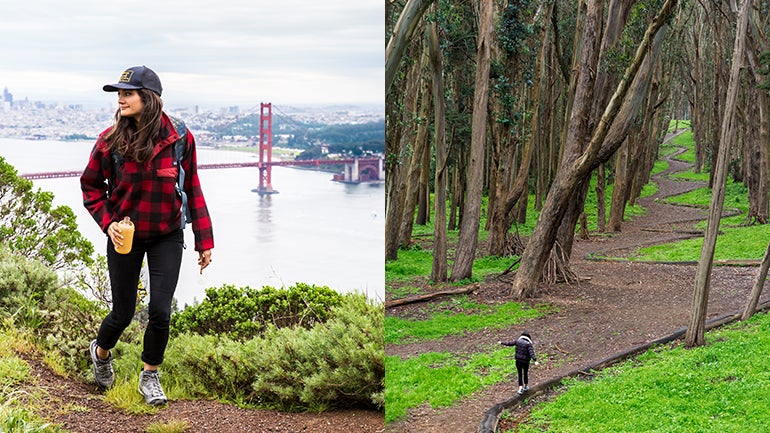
[257,102,277,194]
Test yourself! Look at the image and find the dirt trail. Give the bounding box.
[18,349,383,433]
[385,134,768,432]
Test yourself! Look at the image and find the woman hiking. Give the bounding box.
[500,331,539,394]
[81,65,214,405]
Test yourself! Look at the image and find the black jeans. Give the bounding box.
[516,360,530,386]
[97,230,184,366]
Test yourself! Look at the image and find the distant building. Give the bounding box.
[3,87,12,104]
[1,86,12,110]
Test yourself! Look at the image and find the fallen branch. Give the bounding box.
[385,285,478,309]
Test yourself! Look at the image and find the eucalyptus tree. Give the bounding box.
[687,0,751,348]
[511,0,678,299]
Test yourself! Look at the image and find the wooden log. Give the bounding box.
[385,285,477,308]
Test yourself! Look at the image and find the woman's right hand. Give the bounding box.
[107,221,124,247]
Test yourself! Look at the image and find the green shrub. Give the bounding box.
[170,283,344,340]
[38,287,116,375]
[0,246,59,325]
[164,293,384,411]
[250,294,384,411]
[0,245,128,378]
[0,157,93,271]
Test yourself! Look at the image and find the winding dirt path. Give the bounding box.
[385,133,769,432]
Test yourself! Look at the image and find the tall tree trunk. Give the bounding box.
[686,0,751,348]
[385,47,424,260]
[596,164,607,232]
[742,240,770,320]
[428,13,449,283]
[744,29,770,224]
[398,51,433,247]
[511,0,677,298]
[385,0,434,92]
[608,139,629,231]
[451,0,494,281]
[511,0,605,296]
[416,137,431,225]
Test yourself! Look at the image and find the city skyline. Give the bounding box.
[0,0,383,109]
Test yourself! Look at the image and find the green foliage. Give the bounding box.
[604,0,662,76]
[516,313,770,432]
[164,293,383,411]
[0,356,30,387]
[385,301,549,344]
[0,157,93,271]
[68,254,112,309]
[170,283,343,340]
[38,287,116,376]
[295,120,384,157]
[0,246,59,327]
[498,0,535,56]
[0,246,127,377]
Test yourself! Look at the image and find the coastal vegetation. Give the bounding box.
[0,155,384,429]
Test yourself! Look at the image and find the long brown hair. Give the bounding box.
[103,89,163,163]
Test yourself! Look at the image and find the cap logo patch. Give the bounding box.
[119,71,134,83]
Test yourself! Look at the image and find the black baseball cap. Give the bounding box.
[103,66,163,96]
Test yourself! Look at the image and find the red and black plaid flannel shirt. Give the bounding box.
[80,113,214,252]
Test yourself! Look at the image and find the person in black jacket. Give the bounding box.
[500,331,539,394]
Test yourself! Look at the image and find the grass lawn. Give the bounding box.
[514,312,770,432]
[386,347,548,423]
[386,298,551,345]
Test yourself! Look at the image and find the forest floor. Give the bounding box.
[385,133,770,433]
[18,348,384,433]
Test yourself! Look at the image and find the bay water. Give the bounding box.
[0,138,384,307]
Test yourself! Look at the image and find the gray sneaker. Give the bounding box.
[138,369,168,406]
[89,339,114,389]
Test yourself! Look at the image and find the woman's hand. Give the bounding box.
[198,249,212,274]
[107,221,123,247]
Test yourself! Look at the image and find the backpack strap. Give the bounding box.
[169,116,192,230]
[108,151,123,197]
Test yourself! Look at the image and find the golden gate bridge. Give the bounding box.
[19,103,384,195]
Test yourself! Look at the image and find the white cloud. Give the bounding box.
[0,0,383,108]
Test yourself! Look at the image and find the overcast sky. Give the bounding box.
[0,0,383,109]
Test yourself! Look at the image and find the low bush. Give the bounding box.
[164,293,384,411]
[0,245,135,378]
[0,246,59,326]
[170,283,344,340]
